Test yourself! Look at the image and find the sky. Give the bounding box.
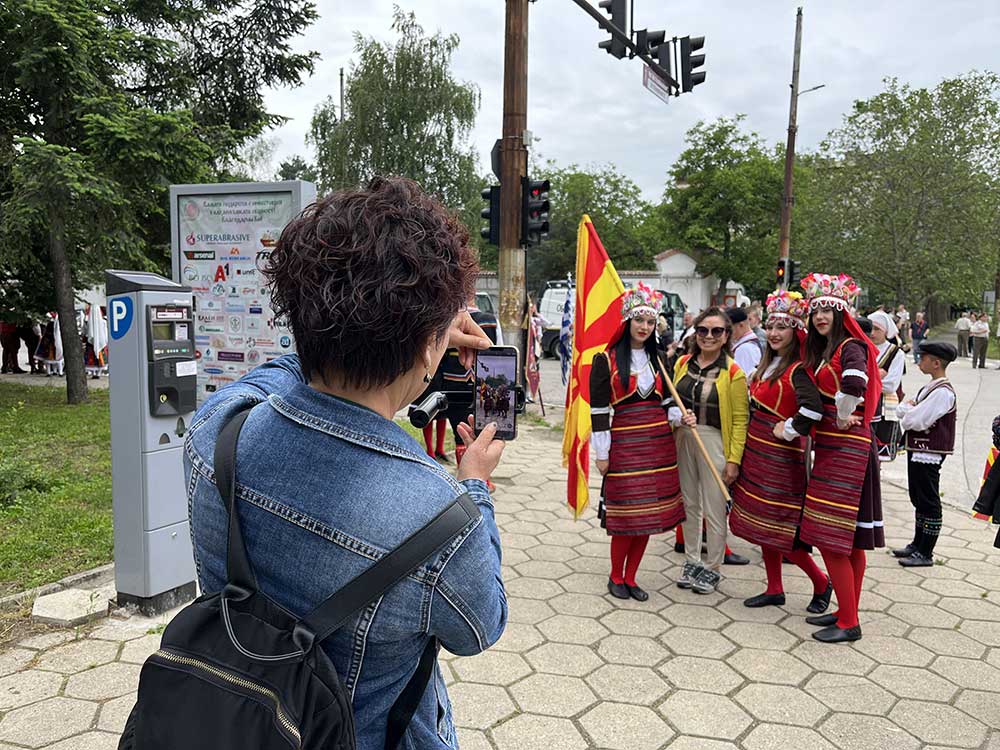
[263,0,1000,201]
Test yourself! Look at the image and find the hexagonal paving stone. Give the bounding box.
[509,673,597,717]
[448,682,517,729]
[959,620,1000,647]
[586,664,669,705]
[657,655,744,695]
[667,739,739,750]
[889,700,987,748]
[537,531,586,548]
[938,596,1000,621]
[548,592,615,618]
[492,622,544,653]
[716,597,786,623]
[908,627,987,658]
[117,634,162,664]
[868,663,959,702]
[742,724,837,750]
[887,602,959,629]
[659,690,751,739]
[852,635,934,667]
[504,577,565,601]
[578,702,671,750]
[455,729,492,750]
[524,643,602,677]
[97,693,137,733]
[33,639,119,674]
[506,598,556,625]
[526,545,578,563]
[919,577,987,599]
[64,662,142,701]
[726,649,811,686]
[44,731,120,750]
[721,621,798,651]
[791,641,876,677]
[490,714,586,750]
[931,655,1000,691]
[597,635,668,666]
[0,696,98,748]
[734,683,828,726]
[503,520,549,536]
[819,713,920,750]
[659,626,736,659]
[559,572,612,595]
[0,669,63,710]
[450,650,531,686]
[955,689,1000,729]
[599,609,669,637]
[16,631,76,650]
[513,560,572,580]
[873,582,940,604]
[502,533,540,551]
[661,603,732,630]
[803,673,895,716]
[537,614,609,645]
[0,649,34,678]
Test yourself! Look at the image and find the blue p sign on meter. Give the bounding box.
[109,296,134,340]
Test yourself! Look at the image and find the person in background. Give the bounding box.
[973,415,1000,548]
[678,311,695,353]
[728,306,762,378]
[910,311,929,363]
[671,308,750,594]
[748,305,767,349]
[869,311,906,461]
[897,304,911,344]
[955,312,972,360]
[0,320,22,374]
[971,312,990,369]
[895,342,958,567]
[656,312,674,357]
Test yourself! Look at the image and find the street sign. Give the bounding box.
[643,64,672,105]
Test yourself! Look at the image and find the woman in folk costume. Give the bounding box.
[591,283,685,602]
[729,291,832,613]
[868,311,906,461]
[799,273,884,643]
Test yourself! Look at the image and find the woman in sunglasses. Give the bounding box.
[671,308,749,594]
[729,291,832,613]
[798,273,884,643]
[591,284,686,601]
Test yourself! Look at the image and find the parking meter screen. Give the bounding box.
[152,323,172,341]
[474,346,518,440]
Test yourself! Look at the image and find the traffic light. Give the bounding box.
[636,29,665,56]
[679,35,706,93]
[521,177,550,248]
[789,259,802,287]
[481,185,500,246]
[645,30,672,85]
[776,258,790,288]
[598,0,627,59]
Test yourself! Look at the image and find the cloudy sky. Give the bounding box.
[263,0,1000,200]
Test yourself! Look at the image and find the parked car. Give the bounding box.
[538,280,573,358]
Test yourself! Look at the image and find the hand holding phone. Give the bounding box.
[457,417,506,483]
[474,346,519,440]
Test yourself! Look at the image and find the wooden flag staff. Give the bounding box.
[655,358,732,502]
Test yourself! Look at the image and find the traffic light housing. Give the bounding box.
[776,258,790,288]
[680,35,706,93]
[598,0,627,59]
[521,177,550,248]
[481,185,500,246]
[789,259,802,287]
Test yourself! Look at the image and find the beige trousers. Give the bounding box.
[677,425,728,571]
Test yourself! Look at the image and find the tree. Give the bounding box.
[794,74,1000,315]
[0,0,317,403]
[276,155,319,184]
[306,8,486,257]
[660,117,785,299]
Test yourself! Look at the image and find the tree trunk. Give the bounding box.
[47,204,88,404]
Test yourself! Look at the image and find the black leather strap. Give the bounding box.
[384,638,438,750]
[213,407,258,592]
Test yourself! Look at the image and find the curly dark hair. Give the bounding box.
[262,176,479,389]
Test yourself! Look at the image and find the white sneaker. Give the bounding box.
[677,561,703,589]
[693,567,721,595]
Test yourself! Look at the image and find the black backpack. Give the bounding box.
[120,407,479,750]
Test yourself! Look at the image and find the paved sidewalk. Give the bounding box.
[2,426,1000,749]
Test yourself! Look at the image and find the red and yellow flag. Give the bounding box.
[561,216,626,517]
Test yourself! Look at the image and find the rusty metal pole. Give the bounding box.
[777,7,803,287]
[498,0,529,358]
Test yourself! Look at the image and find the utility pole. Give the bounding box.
[498,0,529,353]
[777,7,803,288]
[339,67,346,185]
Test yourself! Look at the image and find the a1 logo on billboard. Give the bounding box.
[109,297,134,340]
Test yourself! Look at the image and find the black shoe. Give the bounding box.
[434,452,451,463]
[812,624,862,643]
[744,592,785,608]
[806,581,833,614]
[626,584,649,602]
[724,552,750,566]
[806,613,838,627]
[607,579,630,599]
[891,544,917,558]
[674,542,685,554]
[899,551,934,567]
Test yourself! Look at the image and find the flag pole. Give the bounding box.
[655,358,732,502]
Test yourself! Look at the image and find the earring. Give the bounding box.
[423,370,431,383]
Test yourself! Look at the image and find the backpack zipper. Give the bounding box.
[152,649,301,748]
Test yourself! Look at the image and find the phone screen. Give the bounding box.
[475,347,518,440]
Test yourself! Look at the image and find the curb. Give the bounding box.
[0,563,115,613]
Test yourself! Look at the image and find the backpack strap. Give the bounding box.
[213,406,258,592]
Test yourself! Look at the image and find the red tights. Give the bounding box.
[675,524,734,557]
[422,418,447,457]
[820,548,867,629]
[610,535,650,586]
[761,546,829,596]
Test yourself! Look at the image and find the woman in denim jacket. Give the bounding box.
[185,177,507,750]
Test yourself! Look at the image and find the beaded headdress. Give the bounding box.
[765,289,809,329]
[800,272,860,312]
[621,282,663,320]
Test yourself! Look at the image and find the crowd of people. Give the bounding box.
[0,307,109,378]
[591,275,961,644]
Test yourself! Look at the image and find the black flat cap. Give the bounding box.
[919,341,958,362]
[726,307,748,324]
[856,316,873,335]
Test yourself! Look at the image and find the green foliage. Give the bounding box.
[276,154,319,184]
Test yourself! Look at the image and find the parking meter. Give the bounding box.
[106,270,198,614]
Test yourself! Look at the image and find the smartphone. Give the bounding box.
[474,346,519,440]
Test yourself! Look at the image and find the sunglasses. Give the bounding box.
[695,326,727,338]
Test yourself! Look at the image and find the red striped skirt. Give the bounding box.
[729,408,807,552]
[603,400,684,536]
[799,403,871,555]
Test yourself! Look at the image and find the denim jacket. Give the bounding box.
[183,355,507,750]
